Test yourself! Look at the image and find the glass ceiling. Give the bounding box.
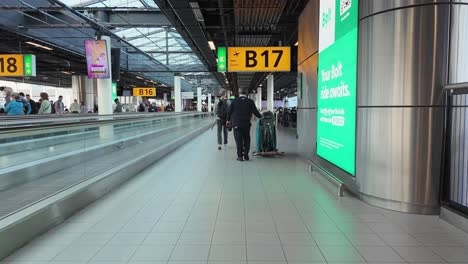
[0,0,218,90]
[68,0,158,8]
[61,0,211,88]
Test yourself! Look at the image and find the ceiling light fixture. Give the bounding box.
[189,2,204,22]
[26,41,53,51]
[208,41,216,50]
[295,41,299,46]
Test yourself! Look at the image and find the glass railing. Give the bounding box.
[0,112,212,220]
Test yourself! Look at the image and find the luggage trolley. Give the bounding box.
[253,111,284,157]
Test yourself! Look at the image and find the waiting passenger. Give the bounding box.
[148,103,158,112]
[114,98,123,113]
[70,99,80,113]
[4,93,25,116]
[38,93,52,114]
[26,94,38,114]
[138,102,145,112]
[35,99,42,113]
[80,101,87,113]
[53,95,65,114]
[18,92,31,115]
[226,87,262,161]
[0,86,13,106]
[50,100,55,113]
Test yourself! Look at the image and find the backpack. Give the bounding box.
[114,104,123,113]
[51,102,56,113]
[216,99,228,120]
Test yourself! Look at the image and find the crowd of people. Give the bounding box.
[0,86,89,116]
[113,99,175,113]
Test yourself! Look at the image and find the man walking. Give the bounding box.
[227,87,262,161]
[215,89,230,150]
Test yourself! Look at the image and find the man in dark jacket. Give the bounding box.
[227,87,262,161]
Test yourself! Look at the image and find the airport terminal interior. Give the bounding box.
[0,0,468,263]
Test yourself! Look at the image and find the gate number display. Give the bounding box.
[0,54,36,77]
[133,87,156,97]
[225,47,290,72]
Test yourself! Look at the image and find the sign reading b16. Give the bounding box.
[227,47,290,72]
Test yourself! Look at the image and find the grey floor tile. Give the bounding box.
[209,245,247,260]
[246,222,277,233]
[91,245,138,261]
[178,232,212,244]
[246,245,285,261]
[170,245,210,261]
[108,233,147,245]
[142,233,180,245]
[152,221,186,233]
[430,246,468,262]
[212,231,246,244]
[283,245,325,262]
[392,246,445,263]
[312,233,351,246]
[355,246,405,262]
[247,233,281,245]
[130,245,174,261]
[278,232,316,246]
[52,245,102,262]
[345,233,387,246]
[319,246,365,262]
[70,232,115,246]
[379,233,423,247]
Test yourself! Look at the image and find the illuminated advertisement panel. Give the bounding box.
[317,0,358,176]
[85,40,110,79]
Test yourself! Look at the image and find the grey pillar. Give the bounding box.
[267,74,274,111]
[355,1,450,214]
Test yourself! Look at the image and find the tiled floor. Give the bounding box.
[3,127,468,263]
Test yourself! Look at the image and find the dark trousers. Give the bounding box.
[217,119,228,145]
[233,125,251,158]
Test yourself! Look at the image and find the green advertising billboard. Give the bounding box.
[317,0,358,176]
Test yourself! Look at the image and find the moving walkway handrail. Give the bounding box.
[0,112,206,134]
[444,82,468,90]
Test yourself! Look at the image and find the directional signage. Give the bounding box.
[0,54,36,77]
[227,47,290,72]
[181,91,194,99]
[133,87,156,97]
[217,47,227,72]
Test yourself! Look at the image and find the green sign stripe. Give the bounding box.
[217,47,227,72]
[24,54,32,76]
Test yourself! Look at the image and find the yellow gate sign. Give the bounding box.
[0,54,24,76]
[227,47,290,72]
[133,87,156,97]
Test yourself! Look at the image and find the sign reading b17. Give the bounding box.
[227,47,290,72]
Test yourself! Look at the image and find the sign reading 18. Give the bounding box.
[246,50,284,68]
[0,57,18,73]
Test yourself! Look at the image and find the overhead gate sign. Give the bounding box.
[224,47,291,72]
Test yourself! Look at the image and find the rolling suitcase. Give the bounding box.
[256,111,277,153]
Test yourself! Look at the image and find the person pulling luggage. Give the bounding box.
[226,87,262,161]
